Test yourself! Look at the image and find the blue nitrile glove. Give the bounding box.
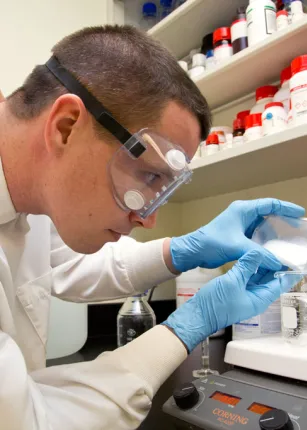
[170,199,305,272]
[163,251,298,353]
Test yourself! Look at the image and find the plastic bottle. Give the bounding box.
[246,0,277,47]
[291,0,305,22]
[175,0,186,8]
[273,66,291,113]
[231,7,248,54]
[213,27,233,65]
[232,118,246,147]
[117,293,156,347]
[262,102,287,135]
[250,85,278,114]
[175,267,225,338]
[141,2,158,31]
[237,110,251,124]
[290,55,307,126]
[203,133,220,155]
[205,50,216,70]
[276,9,289,29]
[188,66,205,80]
[178,60,188,72]
[244,113,263,142]
[160,0,173,20]
[288,99,294,126]
[201,33,214,56]
[233,299,281,339]
[192,53,206,68]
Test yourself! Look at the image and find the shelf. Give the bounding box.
[193,18,307,110]
[148,0,249,59]
[170,124,307,203]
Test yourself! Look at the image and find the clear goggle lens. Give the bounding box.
[109,129,192,218]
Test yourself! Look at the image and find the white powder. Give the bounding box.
[264,239,307,271]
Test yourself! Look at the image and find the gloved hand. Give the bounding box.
[163,251,297,352]
[170,198,305,272]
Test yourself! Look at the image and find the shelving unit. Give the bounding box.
[194,19,307,110]
[170,124,307,203]
[149,0,249,59]
[148,4,307,204]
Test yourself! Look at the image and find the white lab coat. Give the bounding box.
[0,160,187,430]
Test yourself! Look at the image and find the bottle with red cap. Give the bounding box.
[244,113,263,142]
[203,133,220,156]
[250,85,278,114]
[213,27,233,65]
[273,66,291,113]
[290,55,307,126]
[232,118,245,147]
[276,10,289,31]
[262,102,287,135]
[236,110,250,126]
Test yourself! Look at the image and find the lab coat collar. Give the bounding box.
[0,158,17,225]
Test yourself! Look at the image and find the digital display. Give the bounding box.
[210,391,241,406]
[248,402,274,415]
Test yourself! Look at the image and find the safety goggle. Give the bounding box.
[46,57,192,218]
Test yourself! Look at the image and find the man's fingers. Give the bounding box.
[256,198,305,218]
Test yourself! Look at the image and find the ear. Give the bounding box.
[0,90,5,102]
[44,94,89,155]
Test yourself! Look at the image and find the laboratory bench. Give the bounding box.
[47,301,233,430]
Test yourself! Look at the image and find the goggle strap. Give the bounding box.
[45,56,145,156]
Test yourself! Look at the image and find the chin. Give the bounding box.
[65,230,121,254]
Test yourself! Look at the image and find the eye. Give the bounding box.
[144,172,161,185]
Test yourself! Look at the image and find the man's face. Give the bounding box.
[43,96,201,253]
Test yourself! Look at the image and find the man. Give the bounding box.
[0,25,303,430]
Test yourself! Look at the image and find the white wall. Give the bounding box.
[0,0,124,95]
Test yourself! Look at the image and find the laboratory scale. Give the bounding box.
[163,335,307,429]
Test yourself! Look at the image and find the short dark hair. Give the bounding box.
[8,25,211,140]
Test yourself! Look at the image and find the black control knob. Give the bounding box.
[173,382,199,410]
[259,409,294,430]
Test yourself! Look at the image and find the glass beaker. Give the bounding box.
[275,271,307,346]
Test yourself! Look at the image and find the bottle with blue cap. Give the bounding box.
[117,291,156,347]
[160,0,173,20]
[141,2,158,31]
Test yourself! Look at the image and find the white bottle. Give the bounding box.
[188,66,206,80]
[276,10,289,31]
[244,113,263,142]
[246,0,277,47]
[288,100,295,127]
[192,53,206,68]
[262,102,287,135]
[291,0,305,23]
[233,298,281,340]
[203,133,220,155]
[175,267,225,338]
[273,66,291,113]
[250,85,278,114]
[290,55,307,126]
[178,60,188,72]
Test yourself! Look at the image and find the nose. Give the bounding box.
[130,211,158,229]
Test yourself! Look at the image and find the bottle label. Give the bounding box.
[231,19,248,42]
[265,7,277,34]
[291,83,307,116]
[259,299,281,334]
[176,288,197,307]
[263,110,287,135]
